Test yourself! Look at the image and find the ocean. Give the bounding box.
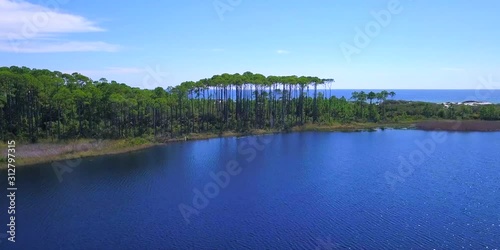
[191,89,500,104]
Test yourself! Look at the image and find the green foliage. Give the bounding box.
[126,137,151,146]
[0,66,499,143]
[480,105,499,120]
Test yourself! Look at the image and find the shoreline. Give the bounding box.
[415,120,500,132]
[1,139,159,169]
[3,120,499,168]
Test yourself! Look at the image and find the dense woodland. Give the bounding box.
[1,66,499,142]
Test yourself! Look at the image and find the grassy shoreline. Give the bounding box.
[3,119,498,168]
[1,139,159,168]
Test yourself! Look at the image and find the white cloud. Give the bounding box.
[69,67,146,76]
[276,49,290,54]
[0,41,120,53]
[106,67,146,74]
[441,67,465,71]
[0,0,118,53]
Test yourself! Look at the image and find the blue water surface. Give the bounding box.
[1,130,500,249]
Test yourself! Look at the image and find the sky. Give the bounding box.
[1,0,499,89]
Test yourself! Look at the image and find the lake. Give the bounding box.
[3,130,500,249]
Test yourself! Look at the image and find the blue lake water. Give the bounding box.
[2,130,500,249]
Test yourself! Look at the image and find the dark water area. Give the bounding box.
[1,131,500,249]
[192,89,500,104]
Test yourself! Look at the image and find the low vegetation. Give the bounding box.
[3,66,499,144]
[1,66,500,165]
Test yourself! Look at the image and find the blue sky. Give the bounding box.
[1,0,499,89]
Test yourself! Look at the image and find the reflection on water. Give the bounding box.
[2,131,500,249]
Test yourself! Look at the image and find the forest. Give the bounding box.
[1,66,499,142]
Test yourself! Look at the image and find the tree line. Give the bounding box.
[1,66,499,142]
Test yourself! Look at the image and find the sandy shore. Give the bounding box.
[1,139,157,168]
[2,120,499,168]
[0,124,399,168]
